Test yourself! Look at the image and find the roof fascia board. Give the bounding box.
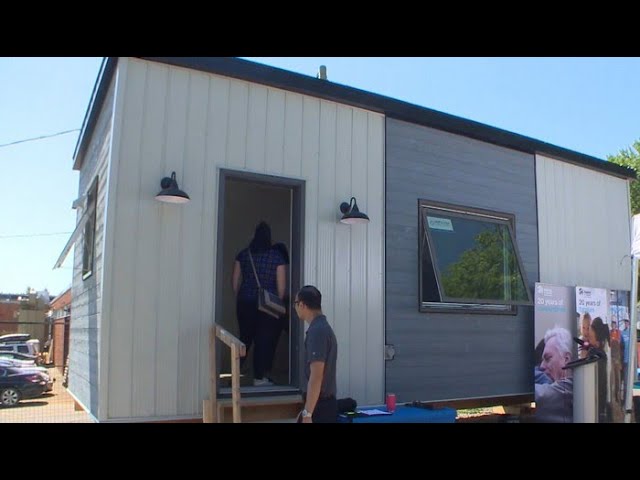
[73,57,117,171]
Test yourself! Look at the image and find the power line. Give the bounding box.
[0,129,80,149]
[0,232,71,239]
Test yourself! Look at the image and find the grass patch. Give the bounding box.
[457,407,495,417]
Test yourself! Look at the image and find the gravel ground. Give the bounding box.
[0,366,94,423]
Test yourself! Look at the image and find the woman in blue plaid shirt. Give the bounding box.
[232,221,287,386]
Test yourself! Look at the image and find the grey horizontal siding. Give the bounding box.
[385,118,539,404]
[68,73,115,419]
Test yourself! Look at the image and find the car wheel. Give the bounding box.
[1,388,21,407]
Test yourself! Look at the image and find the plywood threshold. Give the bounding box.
[217,394,303,408]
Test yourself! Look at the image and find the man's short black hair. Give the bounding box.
[297,285,322,310]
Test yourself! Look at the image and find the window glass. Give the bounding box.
[420,201,531,310]
[83,177,98,279]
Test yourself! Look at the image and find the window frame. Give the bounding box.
[418,199,532,314]
[82,177,98,281]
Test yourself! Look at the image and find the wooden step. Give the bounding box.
[218,394,303,407]
[251,417,299,423]
[205,394,303,423]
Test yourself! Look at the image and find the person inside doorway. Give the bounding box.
[232,221,287,386]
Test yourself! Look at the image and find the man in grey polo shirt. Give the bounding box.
[294,285,338,423]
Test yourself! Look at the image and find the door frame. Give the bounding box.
[215,168,305,391]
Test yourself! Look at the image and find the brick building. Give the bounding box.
[0,301,20,335]
[49,288,71,370]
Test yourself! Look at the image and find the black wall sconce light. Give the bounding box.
[155,171,190,204]
[339,197,370,225]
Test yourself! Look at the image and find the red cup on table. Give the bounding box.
[386,393,396,413]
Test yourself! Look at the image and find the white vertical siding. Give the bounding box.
[107,59,146,419]
[150,66,185,417]
[265,89,286,174]
[536,154,631,291]
[105,58,385,420]
[333,106,353,397]
[301,96,320,289]
[348,110,369,400]
[179,71,209,415]
[227,82,248,169]
[283,93,303,177]
[317,101,337,349]
[130,62,164,418]
[199,75,228,398]
[246,84,268,173]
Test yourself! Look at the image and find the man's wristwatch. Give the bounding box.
[301,408,313,418]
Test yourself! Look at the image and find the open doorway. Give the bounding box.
[216,170,304,395]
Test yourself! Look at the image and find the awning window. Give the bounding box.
[53,200,96,269]
[420,200,532,311]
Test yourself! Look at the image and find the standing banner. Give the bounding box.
[576,286,608,323]
[534,283,575,423]
[575,286,610,423]
[609,289,630,423]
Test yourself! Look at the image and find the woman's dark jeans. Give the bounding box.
[237,299,282,380]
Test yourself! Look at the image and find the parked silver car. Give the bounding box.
[0,339,41,363]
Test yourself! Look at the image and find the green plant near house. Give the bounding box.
[608,139,640,215]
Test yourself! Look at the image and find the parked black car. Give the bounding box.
[0,360,54,392]
[0,366,49,407]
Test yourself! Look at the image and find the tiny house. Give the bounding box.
[58,57,634,421]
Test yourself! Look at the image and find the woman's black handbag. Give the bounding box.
[248,250,286,319]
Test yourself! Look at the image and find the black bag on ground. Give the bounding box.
[337,397,357,413]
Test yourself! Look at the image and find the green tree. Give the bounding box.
[608,141,640,296]
[608,140,640,215]
[440,228,528,302]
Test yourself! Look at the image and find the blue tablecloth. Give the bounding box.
[338,405,457,423]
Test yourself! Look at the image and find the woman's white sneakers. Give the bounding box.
[253,377,274,386]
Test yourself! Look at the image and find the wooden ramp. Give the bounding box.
[204,394,302,423]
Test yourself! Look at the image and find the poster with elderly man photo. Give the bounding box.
[534,283,576,423]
